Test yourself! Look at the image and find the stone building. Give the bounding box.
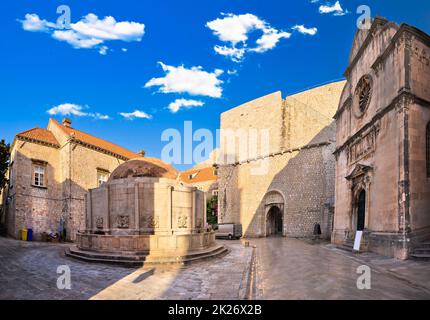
[1,118,140,240]
[179,166,218,198]
[332,18,430,259]
[217,81,345,238]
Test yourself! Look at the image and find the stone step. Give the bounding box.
[145,246,229,265]
[337,244,354,252]
[416,242,430,248]
[67,247,148,261]
[65,250,144,267]
[337,239,368,253]
[413,248,430,254]
[65,245,229,267]
[144,245,228,263]
[410,253,430,260]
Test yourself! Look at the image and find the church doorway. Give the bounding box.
[266,206,283,236]
[356,190,366,231]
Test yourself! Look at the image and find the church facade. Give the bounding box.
[332,18,430,259]
[217,81,345,238]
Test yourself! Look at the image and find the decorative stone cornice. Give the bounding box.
[15,136,60,150]
[215,141,333,167]
[345,20,430,79]
[334,90,429,156]
[69,138,130,161]
[344,17,392,78]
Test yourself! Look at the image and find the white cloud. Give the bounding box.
[20,13,56,32]
[168,99,204,113]
[92,113,110,120]
[251,28,291,53]
[20,13,145,54]
[119,110,152,120]
[227,69,238,75]
[52,30,103,48]
[145,62,224,98]
[47,103,110,120]
[98,45,108,55]
[206,13,291,62]
[292,25,318,36]
[214,45,246,63]
[319,1,348,16]
[206,13,266,45]
[47,103,87,116]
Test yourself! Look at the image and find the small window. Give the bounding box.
[212,190,219,197]
[33,164,46,187]
[427,122,430,177]
[213,167,218,176]
[97,170,109,187]
[9,161,14,188]
[188,172,198,180]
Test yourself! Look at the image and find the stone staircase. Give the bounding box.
[338,239,355,252]
[410,242,430,260]
[65,244,229,267]
[338,238,369,253]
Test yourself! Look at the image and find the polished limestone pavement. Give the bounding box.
[0,237,252,300]
[251,237,430,300]
[1,236,429,300]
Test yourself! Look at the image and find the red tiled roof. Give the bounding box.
[51,119,140,160]
[16,128,60,147]
[179,166,217,184]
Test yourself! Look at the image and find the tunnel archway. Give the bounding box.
[266,205,283,236]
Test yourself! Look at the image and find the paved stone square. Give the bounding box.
[1,236,429,300]
[0,237,252,300]
[251,237,430,300]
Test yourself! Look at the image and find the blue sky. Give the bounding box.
[1,0,429,170]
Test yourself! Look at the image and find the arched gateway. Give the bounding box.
[263,190,285,237]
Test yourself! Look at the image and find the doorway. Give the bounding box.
[356,190,366,231]
[266,206,283,236]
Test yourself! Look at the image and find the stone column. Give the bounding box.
[106,185,110,230]
[192,188,196,230]
[203,192,207,230]
[167,186,173,232]
[88,190,93,231]
[134,184,140,232]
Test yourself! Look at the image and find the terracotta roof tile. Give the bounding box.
[179,166,218,184]
[51,119,140,160]
[17,128,60,147]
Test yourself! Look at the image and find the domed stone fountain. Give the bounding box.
[66,157,227,266]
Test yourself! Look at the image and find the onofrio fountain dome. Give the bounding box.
[66,157,226,265]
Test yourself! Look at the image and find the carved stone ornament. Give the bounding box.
[96,217,103,229]
[116,215,129,229]
[142,215,159,228]
[355,75,373,115]
[178,215,188,228]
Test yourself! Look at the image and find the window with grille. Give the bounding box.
[33,164,45,187]
[97,170,109,187]
[427,122,430,177]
